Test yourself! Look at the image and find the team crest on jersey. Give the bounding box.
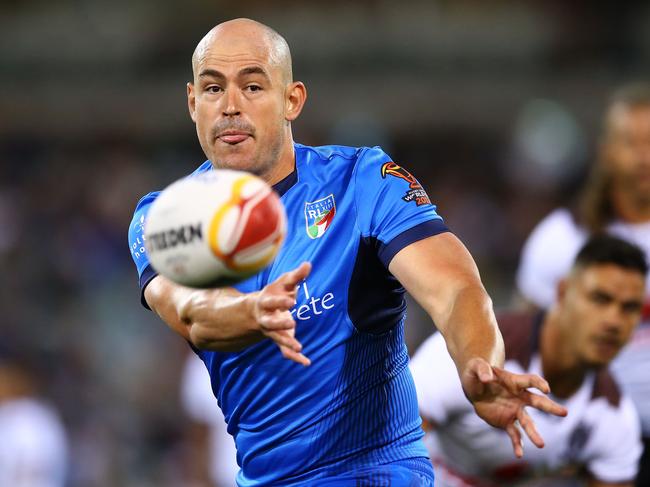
[304,194,336,239]
[381,161,431,206]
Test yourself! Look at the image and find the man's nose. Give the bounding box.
[222,88,241,117]
[602,303,626,332]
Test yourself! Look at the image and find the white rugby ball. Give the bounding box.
[144,170,286,288]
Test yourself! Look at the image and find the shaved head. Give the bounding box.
[192,18,293,84]
[186,18,306,182]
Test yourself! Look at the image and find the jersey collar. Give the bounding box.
[272,166,298,197]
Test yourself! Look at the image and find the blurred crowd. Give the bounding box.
[2,0,650,486]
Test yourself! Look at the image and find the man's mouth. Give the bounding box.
[593,336,622,355]
[218,131,251,145]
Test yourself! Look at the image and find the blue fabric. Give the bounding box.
[127,144,447,485]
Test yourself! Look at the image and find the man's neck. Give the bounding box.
[262,137,296,187]
[539,313,589,399]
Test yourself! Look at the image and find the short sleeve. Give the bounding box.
[127,191,161,307]
[353,147,449,267]
[516,208,586,308]
[409,332,471,425]
[586,396,642,483]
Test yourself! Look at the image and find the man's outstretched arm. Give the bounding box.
[389,232,567,457]
[144,262,312,366]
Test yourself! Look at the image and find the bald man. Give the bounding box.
[128,19,566,486]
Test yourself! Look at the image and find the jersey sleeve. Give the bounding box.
[586,396,642,483]
[409,332,472,425]
[127,191,161,308]
[353,147,448,267]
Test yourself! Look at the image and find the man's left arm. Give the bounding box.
[389,231,567,457]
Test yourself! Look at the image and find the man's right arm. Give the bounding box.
[143,262,312,365]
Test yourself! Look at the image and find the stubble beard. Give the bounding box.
[208,121,287,181]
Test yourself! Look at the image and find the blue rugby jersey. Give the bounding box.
[128,144,448,485]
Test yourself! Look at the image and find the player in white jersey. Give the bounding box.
[0,355,68,487]
[412,235,647,487]
[180,353,239,487]
[516,83,650,486]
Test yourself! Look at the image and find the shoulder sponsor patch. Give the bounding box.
[304,194,336,239]
[381,161,431,206]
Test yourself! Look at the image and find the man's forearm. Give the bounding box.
[439,284,505,375]
[388,232,505,374]
[145,275,265,351]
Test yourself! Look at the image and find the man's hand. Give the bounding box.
[461,358,568,458]
[253,262,312,366]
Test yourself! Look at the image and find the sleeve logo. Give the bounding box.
[304,194,336,239]
[380,161,431,206]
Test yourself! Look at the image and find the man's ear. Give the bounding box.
[187,82,197,123]
[285,81,307,122]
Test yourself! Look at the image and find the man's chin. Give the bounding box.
[210,157,264,176]
[584,352,615,370]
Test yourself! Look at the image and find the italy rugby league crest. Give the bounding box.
[304,194,336,239]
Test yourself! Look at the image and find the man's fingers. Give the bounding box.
[266,330,302,352]
[517,408,544,449]
[466,358,494,384]
[476,361,494,383]
[281,262,312,291]
[493,368,550,395]
[279,345,311,367]
[259,295,295,312]
[516,373,550,394]
[259,311,295,331]
[265,329,310,365]
[505,422,524,458]
[521,390,568,418]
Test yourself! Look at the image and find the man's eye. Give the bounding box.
[206,86,222,93]
[622,301,642,314]
[590,292,612,305]
[246,85,262,92]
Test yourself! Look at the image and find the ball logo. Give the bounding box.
[147,223,203,252]
[304,194,336,239]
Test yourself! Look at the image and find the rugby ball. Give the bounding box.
[144,170,286,288]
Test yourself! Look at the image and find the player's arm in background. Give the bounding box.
[129,193,311,365]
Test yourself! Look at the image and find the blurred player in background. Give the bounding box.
[129,18,566,485]
[412,235,647,487]
[517,83,650,486]
[0,351,68,487]
[181,353,238,487]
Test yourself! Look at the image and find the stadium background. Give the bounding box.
[1,0,649,485]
